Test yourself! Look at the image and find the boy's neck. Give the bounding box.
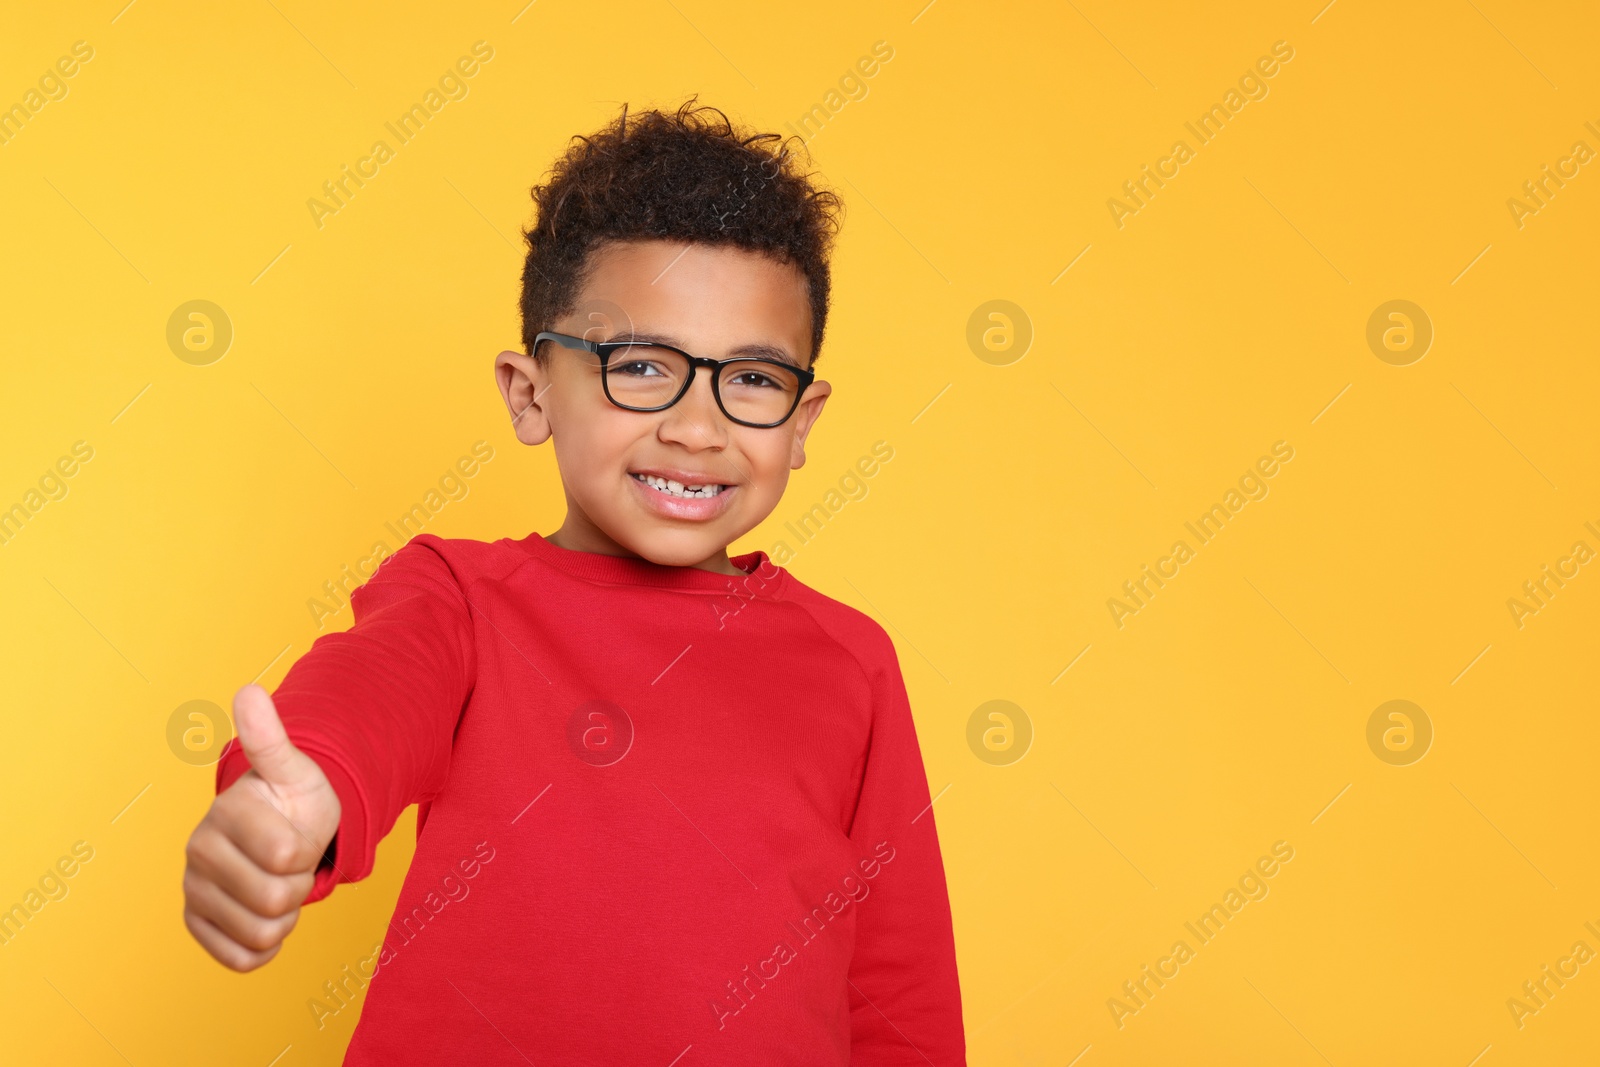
[546,517,744,577]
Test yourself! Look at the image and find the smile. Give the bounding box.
[630,472,728,499]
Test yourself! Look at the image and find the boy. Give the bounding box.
[183,99,965,1064]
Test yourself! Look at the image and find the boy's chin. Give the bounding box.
[619,525,744,570]
[635,537,729,569]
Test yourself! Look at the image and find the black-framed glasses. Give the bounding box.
[534,330,816,429]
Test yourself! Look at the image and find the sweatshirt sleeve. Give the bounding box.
[845,624,967,1065]
[213,535,476,904]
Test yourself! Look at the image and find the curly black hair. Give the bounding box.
[519,98,843,366]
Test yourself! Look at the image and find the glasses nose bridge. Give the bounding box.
[679,354,729,400]
[668,353,730,424]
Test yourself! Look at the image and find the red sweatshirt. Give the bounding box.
[215,531,965,1065]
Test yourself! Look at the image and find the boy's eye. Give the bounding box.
[726,368,784,390]
[613,357,673,378]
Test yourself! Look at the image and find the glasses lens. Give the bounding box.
[604,345,690,410]
[720,360,802,425]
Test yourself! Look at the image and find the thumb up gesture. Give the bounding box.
[182,684,341,971]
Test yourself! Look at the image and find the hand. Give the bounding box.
[182,684,342,971]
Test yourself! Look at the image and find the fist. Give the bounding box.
[182,684,341,971]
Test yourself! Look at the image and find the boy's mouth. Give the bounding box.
[629,472,729,499]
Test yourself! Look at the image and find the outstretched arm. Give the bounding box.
[184,536,475,969]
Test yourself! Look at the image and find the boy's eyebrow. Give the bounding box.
[611,331,805,370]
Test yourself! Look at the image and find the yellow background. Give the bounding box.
[2,0,1596,1063]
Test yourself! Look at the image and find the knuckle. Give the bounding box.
[185,905,268,973]
[184,830,208,866]
[215,784,247,812]
[222,956,251,973]
[236,920,280,953]
[260,880,296,916]
[265,837,300,873]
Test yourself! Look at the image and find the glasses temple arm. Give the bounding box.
[533,331,600,355]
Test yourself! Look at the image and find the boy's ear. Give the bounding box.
[787,379,832,470]
[494,349,553,446]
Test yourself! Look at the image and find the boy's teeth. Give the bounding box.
[636,473,725,499]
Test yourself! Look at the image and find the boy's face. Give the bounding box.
[495,240,831,573]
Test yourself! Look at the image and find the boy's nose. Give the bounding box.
[656,371,729,450]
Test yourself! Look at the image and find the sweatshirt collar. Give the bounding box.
[517,531,788,596]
